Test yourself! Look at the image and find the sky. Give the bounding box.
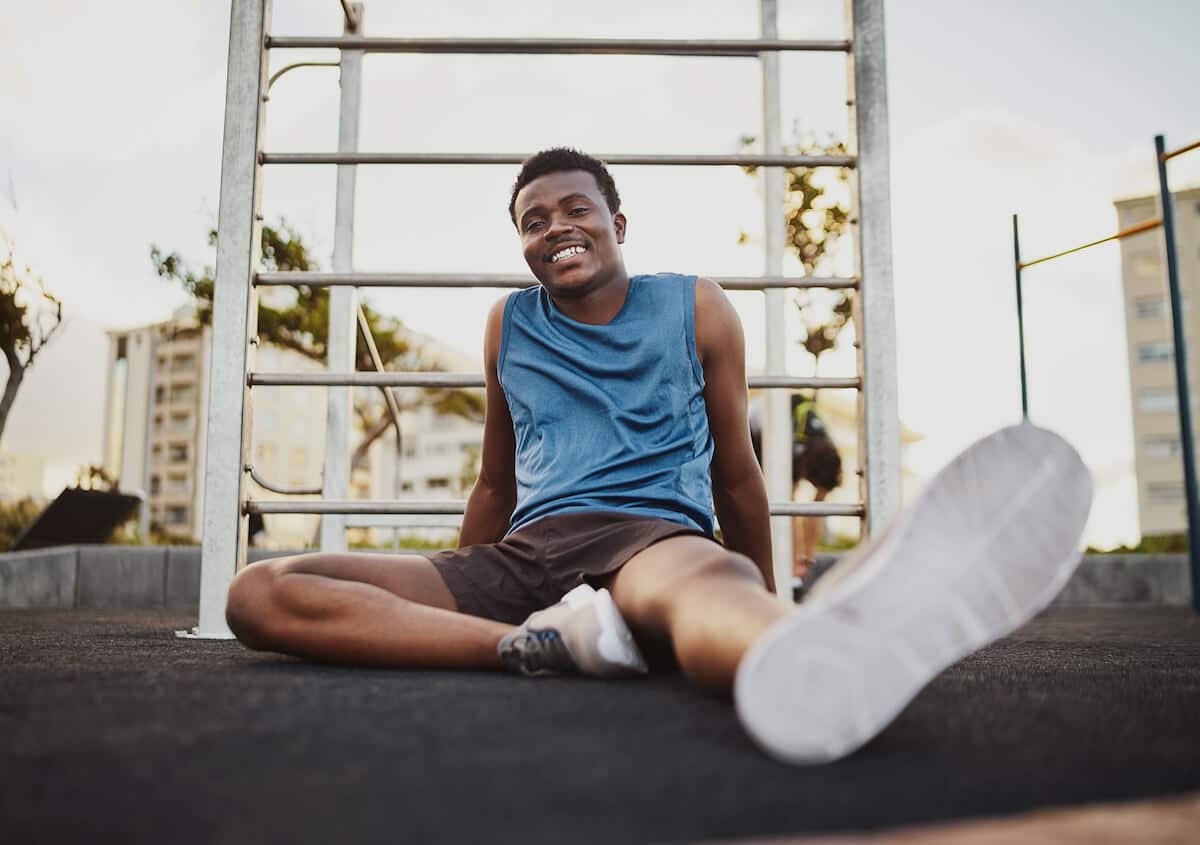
[2,0,1199,547]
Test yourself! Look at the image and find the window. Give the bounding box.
[1138,342,1174,364]
[427,477,450,489]
[168,443,189,463]
[401,481,414,492]
[149,476,161,495]
[1145,437,1183,459]
[1147,482,1184,503]
[166,506,189,525]
[1134,297,1167,319]
[173,354,195,371]
[1139,389,1178,413]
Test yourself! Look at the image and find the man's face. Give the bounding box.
[512,170,627,296]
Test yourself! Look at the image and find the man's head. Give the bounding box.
[508,148,627,296]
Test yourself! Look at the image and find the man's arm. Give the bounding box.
[458,296,517,547]
[693,277,775,591]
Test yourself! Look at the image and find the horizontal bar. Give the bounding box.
[254,271,860,290]
[1163,139,1200,161]
[265,35,851,56]
[248,372,861,390]
[260,152,857,168]
[246,499,863,517]
[245,463,321,496]
[1018,217,1162,270]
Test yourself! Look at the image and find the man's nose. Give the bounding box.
[543,217,574,239]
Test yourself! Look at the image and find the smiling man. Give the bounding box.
[224,148,1093,764]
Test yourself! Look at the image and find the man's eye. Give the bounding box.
[525,221,544,232]
[570,207,588,215]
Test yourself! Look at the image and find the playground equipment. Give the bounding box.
[181,0,900,638]
[1011,133,1200,613]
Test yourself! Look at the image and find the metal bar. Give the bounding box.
[182,0,271,641]
[356,303,404,444]
[260,152,857,168]
[319,4,363,553]
[1162,138,1200,161]
[255,271,861,290]
[850,0,901,537]
[246,498,864,517]
[337,0,360,30]
[266,61,339,92]
[246,463,322,496]
[265,35,851,56]
[760,0,792,598]
[1012,214,1029,419]
[1017,217,1162,270]
[1155,134,1200,615]
[249,372,860,389]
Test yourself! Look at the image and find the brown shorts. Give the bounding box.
[426,510,714,624]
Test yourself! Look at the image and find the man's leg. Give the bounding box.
[225,553,510,668]
[604,536,789,691]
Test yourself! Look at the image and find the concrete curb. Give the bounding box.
[0,546,1194,611]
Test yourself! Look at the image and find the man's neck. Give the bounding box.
[549,271,631,326]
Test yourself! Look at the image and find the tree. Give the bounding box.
[151,222,484,469]
[739,136,854,379]
[0,241,63,445]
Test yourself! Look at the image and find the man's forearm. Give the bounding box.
[458,480,514,548]
[714,474,775,591]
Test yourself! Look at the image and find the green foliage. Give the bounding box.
[0,497,40,551]
[348,533,455,551]
[738,136,855,377]
[1,241,63,444]
[151,221,485,461]
[1087,533,1188,555]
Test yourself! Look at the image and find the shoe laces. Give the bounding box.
[499,628,577,676]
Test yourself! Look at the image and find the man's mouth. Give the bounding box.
[549,244,587,264]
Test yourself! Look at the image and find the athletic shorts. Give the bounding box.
[426,510,713,624]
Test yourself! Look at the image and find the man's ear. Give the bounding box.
[614,212,628,244]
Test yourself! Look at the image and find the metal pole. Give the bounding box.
[759,0,792,598]
[849,0,901,535]
[181,0,270,639]
[320,4,364,553]
[1155,134,1200,614]
[1012,214,1029,419]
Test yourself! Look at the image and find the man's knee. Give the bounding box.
[225,561,281,649]
[631,547,764,622]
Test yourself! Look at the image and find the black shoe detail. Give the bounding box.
[498,628,578,677]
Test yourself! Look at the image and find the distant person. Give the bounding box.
[748,395,843,584]
[790,394,842,585]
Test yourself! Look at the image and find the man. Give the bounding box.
[750,394,844,586]
[225,148,1092,764]
[790,394,842,586]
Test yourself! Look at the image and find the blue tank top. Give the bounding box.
[499,272,715,535]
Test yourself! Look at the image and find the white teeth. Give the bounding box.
[551,245,586,263]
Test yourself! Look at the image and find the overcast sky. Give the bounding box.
[2,0,1199,546]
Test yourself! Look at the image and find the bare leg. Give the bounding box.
[604,536,791,692]
[225,552,511,668]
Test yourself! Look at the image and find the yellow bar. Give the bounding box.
[1018,217,1162,270]
[1163,139,1200,161]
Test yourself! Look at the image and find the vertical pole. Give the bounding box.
[849,0,901,536]
[320,4,364,552]
[1012,214,1029,420]
[760,0,793,599]
[183,0,271,639]
[1155,134,1200,614]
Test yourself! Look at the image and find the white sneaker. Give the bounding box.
[498,584,649,678]
[735,422,1093,764]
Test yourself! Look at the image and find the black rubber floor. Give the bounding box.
[3,607,1199,844]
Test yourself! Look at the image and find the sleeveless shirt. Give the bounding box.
[499,272,715,535]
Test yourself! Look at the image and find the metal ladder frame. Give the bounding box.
[181,0,899,638]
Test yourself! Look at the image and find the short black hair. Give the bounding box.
[508,147,621,226]
[794,437,843,492]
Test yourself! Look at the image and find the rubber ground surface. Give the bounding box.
[2,607,1198,843]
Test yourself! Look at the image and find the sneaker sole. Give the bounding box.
[734,423,1093,764]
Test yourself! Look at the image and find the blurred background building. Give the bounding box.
[1116,185,1200,536]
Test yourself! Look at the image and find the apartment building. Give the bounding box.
[102,311,486,548]
[1115,185,1200,536]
